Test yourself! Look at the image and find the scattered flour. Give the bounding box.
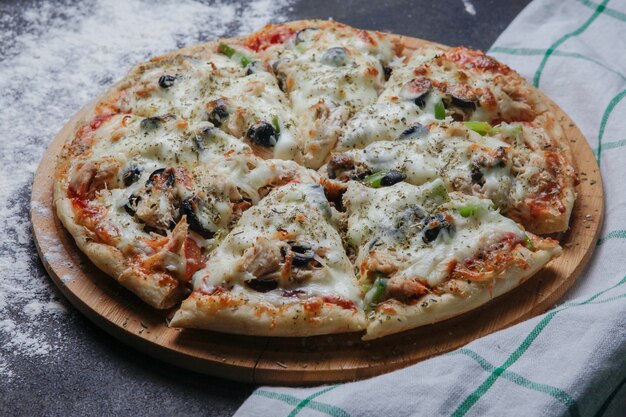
[0,0,293,380]
[60,274,74,284]
[462,0,477,16]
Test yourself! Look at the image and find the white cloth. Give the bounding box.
[235,1,626,415]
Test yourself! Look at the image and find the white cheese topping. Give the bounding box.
[267,27,394,168]
[345,180,525,287]
[193,183,362,307]
[58,23,569,323]
[117,51,301,161]
[327,120,566,220]
[67,114,317,258]
[338,45,546,152]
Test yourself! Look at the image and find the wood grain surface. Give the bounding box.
[30,34,604,386]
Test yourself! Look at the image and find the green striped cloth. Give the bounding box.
[235,1,626,415]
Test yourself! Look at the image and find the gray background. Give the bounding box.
[0,0,530,415]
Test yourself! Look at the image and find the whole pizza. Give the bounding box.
[54,20,576,340]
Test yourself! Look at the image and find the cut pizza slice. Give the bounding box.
[97,43,301,161]
[343,179,561,340]
[251,20,397,168]
[338,45,549,151]
[206,41,301,160]
[324,121,576,233]
[170,183,366,336]
[55,113,316,309]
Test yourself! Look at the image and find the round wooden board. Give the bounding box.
[31,33,604,386]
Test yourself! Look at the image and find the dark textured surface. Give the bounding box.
[290,0,530,50]
[0,0,529,416]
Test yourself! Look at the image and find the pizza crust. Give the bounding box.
[170,292,366,336]
[53,104,187,309]
[524,109,577,234]
[55,194,185,309]
[363,243,561,340]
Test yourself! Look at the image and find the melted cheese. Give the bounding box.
[193,183,362,307]
[117,52,300,161]
[268,27,394,168]
[331,125,513,207]
[338,45,546,152]
[58,25,571,321]
[328,119,570,222]
[68,114,317,257]
[345,180,525,287]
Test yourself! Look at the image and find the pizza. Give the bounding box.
[343,179,561,339]
[325,120,575,234]
[55,112,315,308]
[170,182,366,336]
[53,20,576,339]
[253,23,396,168]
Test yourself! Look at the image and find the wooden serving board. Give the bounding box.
[31,34,604,386]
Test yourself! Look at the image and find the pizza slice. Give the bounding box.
[343,179,561,339]
[170,182,366,336]
[97,43,301,161]
[338,45,549,151]
[324,121,576,233]
[55,113,316,309]
[250,20,397,168]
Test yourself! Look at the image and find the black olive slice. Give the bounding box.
[158,75,176,88]
[193,126,215,151]
[450,95,477,110]
[289,241,312,252]
[287,241,315,266]
[140,114,175,130]
[400,77,431,107]
[494,146,507,167]
[207,99,229,127]
[246,121,277,147]
[394,206,425,235]
[421,213,455,243]
[245,60,263,75]
[397,124,428,140]
[293,252,316,266]
[245,279,278,293]
[145,168,175,188]
[122,165,142,186]
[320,47,349,67]
[179,196,214,238]
[470,166,484,184]
[383,66,392,81]
[282,289,305,298]
[271,59,289,92]
[295,27,319,44]
[143,225,167,236]
[380,170,406,187]
[140,117,162,131]
[124,194,141,216]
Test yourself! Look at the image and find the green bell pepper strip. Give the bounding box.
[364,277,389,311]
[464,121,492,136]
[459,204,483,217]
[272,116,281,136]
[295,41,308,53]
[524,233,535,251]
[434,99,446,120]
[218,43,252,68]
[360,283,373,294]
[363,171,387,188]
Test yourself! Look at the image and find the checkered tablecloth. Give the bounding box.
[235,1,626,415]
